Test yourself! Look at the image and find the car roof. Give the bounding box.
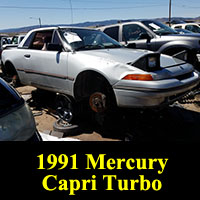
[173,23,200,26]
[98,21,144,29]
[29,26,96,33]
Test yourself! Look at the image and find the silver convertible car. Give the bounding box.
[1,27,200,114]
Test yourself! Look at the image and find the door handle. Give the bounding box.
[24,54,31,58]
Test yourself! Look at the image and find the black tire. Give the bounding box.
[53,119,79,134]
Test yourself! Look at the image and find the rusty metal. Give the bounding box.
[89,92,107,113]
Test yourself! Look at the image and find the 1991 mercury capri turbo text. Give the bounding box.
[1,27,200,114]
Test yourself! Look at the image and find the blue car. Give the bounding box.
[0,77,41,141]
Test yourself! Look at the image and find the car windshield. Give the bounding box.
[185,25,200,33]
[0,80,24,116]
[142,20,178,35]
[59,28,122,51]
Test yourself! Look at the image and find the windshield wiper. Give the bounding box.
[75,44,105,51]
[104,44,122,49]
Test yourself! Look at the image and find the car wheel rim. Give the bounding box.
[56,107,73,122]
[55,94,73,122]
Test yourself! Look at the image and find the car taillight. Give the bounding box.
[122,74,153,81]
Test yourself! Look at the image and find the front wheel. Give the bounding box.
[88,85,116,113]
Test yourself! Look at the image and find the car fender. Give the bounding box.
[158,41,193,54]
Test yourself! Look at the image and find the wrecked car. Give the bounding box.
[0,77,41,141]
[1,27,200,115]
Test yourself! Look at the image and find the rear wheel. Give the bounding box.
[4,62,21,87]
[12,74,21,87]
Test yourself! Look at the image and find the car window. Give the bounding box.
[12,36,18,44]
[22,32,35,48]
[52,31,62,45]
[122,24,148,41]
[0,80,23,116]
[30,30,53,50]
[185,25,200,33]
[19,36,25,43]
[104,26,119,41]
[174,26,182,29]
[59,28,122,51]
[2,37,10,45]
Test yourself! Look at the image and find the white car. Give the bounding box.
[171,23,200,33]
[1,27,200,116]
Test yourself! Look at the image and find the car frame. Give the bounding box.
[1,26,200,115]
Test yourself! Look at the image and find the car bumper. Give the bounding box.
[113,72,200,108]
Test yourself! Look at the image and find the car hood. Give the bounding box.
[77,47,187,68]
[160,33,200,40]
[78,48,149,64]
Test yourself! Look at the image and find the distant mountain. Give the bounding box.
[0,20,120,33]
[0,17,200,33]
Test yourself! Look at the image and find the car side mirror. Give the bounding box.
[47,43,63,52]
[138,33,151,43]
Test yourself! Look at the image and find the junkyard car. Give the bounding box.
[0,77,41,141]
[98,20,200,70]
[172,23,200,33]
[11,34,25,45]
[0,34,10,59]
[1,27,200,114]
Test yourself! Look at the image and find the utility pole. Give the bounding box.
[38,17,42,28]
[30,17,42,28]
[169,0,172,27]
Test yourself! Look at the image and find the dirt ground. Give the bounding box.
[15,84,200,142]
[1,67,200,141]
[16,85,120,141]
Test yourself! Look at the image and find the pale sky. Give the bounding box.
[0,0,200,29]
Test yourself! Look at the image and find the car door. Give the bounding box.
[22,30,70,94]
[121,23,155,51]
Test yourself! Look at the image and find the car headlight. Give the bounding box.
[128,53,161,72]
[0,103,36,141]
